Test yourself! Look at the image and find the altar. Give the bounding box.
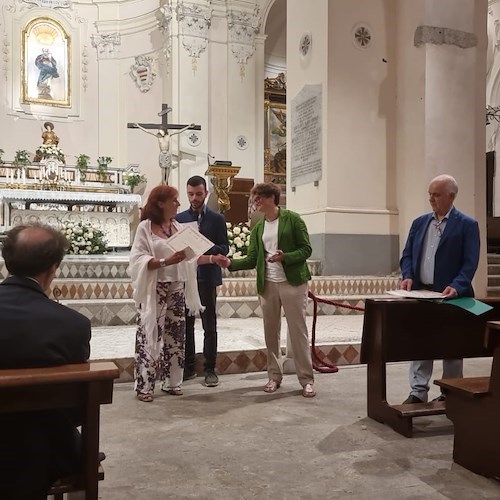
[0,163,142,247]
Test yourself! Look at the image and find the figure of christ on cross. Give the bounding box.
[128,104,201,185]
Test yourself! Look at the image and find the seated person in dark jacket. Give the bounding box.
[0,223,91,500]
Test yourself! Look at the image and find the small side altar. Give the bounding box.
[0,164,142,247]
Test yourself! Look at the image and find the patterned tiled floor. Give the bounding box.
[105,343,363,383]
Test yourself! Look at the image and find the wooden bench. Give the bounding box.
[0,361,119,499]
[360,298,500,437]
[434,320,500,478]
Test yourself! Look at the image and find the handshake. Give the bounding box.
[211,254,231,268]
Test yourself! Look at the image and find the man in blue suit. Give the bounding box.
[176,176,229,387]
[399,174,480,404]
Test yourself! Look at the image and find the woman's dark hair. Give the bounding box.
[141,185,178,224]
[2,223,69,277]
[250,182,281,206]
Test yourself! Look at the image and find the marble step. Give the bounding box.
[0,255,321,280]
[61,295,379,327]
[49,275,400,301]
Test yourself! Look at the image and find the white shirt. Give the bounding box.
[262,218,287,282]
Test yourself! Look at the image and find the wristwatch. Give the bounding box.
[159,258,166,268]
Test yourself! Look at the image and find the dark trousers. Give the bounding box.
[185,282,218,373]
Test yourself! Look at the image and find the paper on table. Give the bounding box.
[166,224,214,262]
[443,297,493,316]
[387,289,446,299]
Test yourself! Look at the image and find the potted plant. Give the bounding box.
[96,156,112,182]
[75,154,90,182]
[13,150,30,167]
[123,170,146,192]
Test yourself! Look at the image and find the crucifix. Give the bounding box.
[127,104,201,185]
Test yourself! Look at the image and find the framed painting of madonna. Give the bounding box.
[22,17,71,107]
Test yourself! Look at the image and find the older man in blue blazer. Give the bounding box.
[399,174,480,404]
[176,176,229,387]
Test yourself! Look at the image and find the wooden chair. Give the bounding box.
[0,361,119,499]
[434,320,500,478]
[360,298,500,437]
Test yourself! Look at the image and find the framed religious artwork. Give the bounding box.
[21,17,71,107]
[264,73,287,189]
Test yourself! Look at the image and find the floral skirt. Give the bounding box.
[135,281,185,394]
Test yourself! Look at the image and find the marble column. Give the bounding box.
[396,0,488,294]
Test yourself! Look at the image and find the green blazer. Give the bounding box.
[230,208,312,295]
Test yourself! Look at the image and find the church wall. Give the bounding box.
[287,0,399,275]
[0,0,165,197]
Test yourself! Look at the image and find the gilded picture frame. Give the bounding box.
[22,17,71,107]
[264,73,286,186]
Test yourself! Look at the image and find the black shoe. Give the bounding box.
[431,394,446,402]
[183,370,197,381]
[205,370,219,387]
[402,394,424,404]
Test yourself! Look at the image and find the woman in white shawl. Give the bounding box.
[130,185,228,402]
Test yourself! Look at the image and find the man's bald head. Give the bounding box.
[2,223,69,278]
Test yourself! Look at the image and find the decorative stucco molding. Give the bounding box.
[130,55,156,93]
[81,44,88,91]
[414,25,477,49]
[91,32,121,58]
[159,2,173,63]
[2,34,9,81]
[22,0,71,8]
[176,0,212,60]
[227,7,260,66]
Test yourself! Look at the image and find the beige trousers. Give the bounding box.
[259,281,314,386]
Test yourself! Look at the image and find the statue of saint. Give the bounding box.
[35,48,59,98]
[133,123,194,184]
[41,122,59,146]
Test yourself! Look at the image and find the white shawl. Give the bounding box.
[129,220,203,354]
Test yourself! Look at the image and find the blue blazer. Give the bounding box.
[176,206,229,287]
[400,207,480,297]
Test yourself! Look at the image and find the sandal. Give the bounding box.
[136,392,153,403]
[263,379,281,393]
[161,386,183,396]
[302,383,316,398]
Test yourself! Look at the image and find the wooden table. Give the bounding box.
[360,298,500,437]
[0,361,119,499]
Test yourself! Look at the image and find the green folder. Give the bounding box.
[443,297,493,316]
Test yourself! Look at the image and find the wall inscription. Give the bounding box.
[290,84,322,188]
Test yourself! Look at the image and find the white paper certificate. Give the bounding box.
[166,224,214,262]
[386,290,446,299]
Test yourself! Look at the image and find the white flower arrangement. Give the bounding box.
[36,144,65,162]
[123,170,146,190]
[226,221,251,259]
[61,221,108,255]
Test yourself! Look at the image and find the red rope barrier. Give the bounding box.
[308,291,365,373]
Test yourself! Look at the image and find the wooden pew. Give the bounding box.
[0,361,119,500]
[434,320,500,478]
[360,298,500,437]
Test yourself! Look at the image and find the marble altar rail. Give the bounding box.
[0,189,141,247]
